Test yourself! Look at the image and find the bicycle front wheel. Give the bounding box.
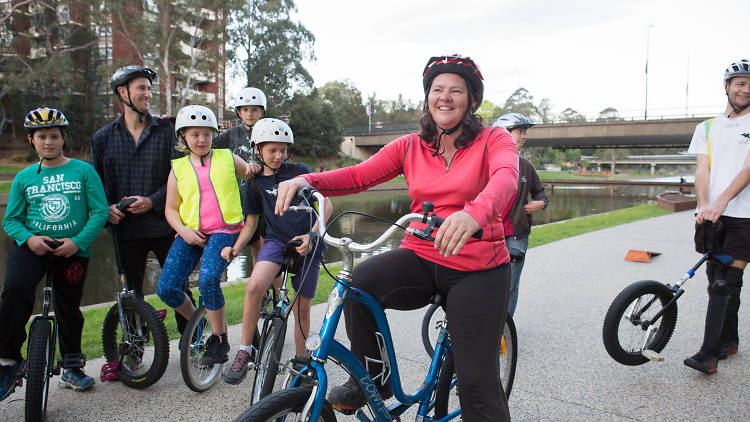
[235,387,336,422]
[602,280,678,366]
[25,319,52,422]
[180,306,224,392]
[422,304,516,398]
[102,296,169,388]
[251,317,288,404]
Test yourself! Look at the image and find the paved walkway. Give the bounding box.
[1,210,748,421]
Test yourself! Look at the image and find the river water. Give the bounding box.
[0,183,679,308]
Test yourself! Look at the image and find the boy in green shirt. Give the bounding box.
[0,107,108,400]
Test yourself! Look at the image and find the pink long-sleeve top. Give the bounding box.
[303,126,519,271]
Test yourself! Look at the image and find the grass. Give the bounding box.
[0,182,10,194]
[0,165,24,175]
[27,203,670,361]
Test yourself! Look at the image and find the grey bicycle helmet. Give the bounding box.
[724,59,750,81]
[493,113,536,131]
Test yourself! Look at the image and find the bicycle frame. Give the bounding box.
[30,258,59,378]
[287,193,459,421]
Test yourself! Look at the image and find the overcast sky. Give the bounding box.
[288,0,748,120]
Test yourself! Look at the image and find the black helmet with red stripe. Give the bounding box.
[422,55,484,112]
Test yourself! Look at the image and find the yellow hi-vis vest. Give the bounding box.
[172,148,243,230]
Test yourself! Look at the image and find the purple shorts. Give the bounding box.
[256,239,321,299]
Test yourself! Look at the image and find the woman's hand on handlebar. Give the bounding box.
[275,177,310,216]
[433,211,480,257]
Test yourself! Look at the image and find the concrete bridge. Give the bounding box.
[587,154,696,175]
[341,116,710,160]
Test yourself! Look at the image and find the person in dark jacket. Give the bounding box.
[493,113,548,317]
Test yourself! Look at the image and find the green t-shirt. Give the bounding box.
[2,159,109,257]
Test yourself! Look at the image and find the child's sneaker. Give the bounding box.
[683,351,718,374]
[59,368,95,391]
[223,349,255,385]
[0,362,22,401]
[199,333,229,365]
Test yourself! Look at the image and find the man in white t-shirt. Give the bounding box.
[684,59,750,374]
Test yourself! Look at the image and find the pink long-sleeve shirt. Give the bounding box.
[303,127,519,271]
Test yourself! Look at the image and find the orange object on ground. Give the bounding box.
[625,250,662,263]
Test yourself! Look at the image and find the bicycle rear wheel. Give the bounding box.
[421,304,517,398]
[235,387,336,422]
[102,296,169,388]
[25,319,52,422]
[180,305,225,392]
[603,280,678,366]
[251,317,288,404]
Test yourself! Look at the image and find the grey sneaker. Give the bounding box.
[223,349,254,385]
[59,368,95,391]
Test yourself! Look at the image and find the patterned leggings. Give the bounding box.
[157,232,238,311]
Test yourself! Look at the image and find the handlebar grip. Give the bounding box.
[297,185,317,203]
[44,239,62,249]
[116,198,137,213]
[431,216,483,239]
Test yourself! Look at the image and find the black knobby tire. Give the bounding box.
[422,304,517,398]
[25,319,52,422]
[102,296,169,388]
[179,306,224,392]
[251,317,288,404]
[602,280,678,366]
[235,387,336,422]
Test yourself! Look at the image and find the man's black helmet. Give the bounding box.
[109,65,157,94]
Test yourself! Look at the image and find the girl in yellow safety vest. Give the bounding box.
[157,105,260,365]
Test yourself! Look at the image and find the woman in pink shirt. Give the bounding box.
[277,55,518,421]
[157,105,259,366]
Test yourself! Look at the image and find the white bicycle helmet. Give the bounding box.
[235,87,267,110]
[724,59,750,81]
[493,113,536,131]
[251,118,293,145]
[175,105,218,136]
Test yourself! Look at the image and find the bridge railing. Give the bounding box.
[342,113,718,136]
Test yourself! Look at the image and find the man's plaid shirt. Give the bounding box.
[90,113,180,240]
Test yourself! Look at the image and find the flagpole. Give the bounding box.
[644,24,653,120]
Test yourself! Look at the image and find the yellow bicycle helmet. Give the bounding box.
[24,107,69,129]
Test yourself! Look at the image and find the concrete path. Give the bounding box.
[1,210,748,421]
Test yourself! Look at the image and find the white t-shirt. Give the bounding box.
[687,113,750,218]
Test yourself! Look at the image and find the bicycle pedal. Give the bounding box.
[641,349,664,362]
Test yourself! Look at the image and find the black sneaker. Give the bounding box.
[0,362,22,402]
[200,333,230,365]
[684,351,718,374]
[718,341,739,360]
[328,376,392,415]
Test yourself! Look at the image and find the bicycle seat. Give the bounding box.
[283,240,303,270]
[430,292,446,308]
[116,198,137,213]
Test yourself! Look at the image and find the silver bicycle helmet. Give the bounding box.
[724,59,750,81]
[235,87,267,110]
[492,113,536,131]
[251,118,293,145]
[175,105,219,135]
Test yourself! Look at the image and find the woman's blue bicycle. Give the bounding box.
[236,187,507,421]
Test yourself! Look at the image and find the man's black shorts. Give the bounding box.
[695,216,750,262]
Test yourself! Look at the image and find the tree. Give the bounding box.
[288,90,342,158]
[227,0,315,113]
[319,80,367,128]
[557,107,587,122]
[500,87,539,120]
[475,99,498,123]
[0,0,106,148]
[597,107,620,121]
[536,98,554,123]
[103,0,230,114]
